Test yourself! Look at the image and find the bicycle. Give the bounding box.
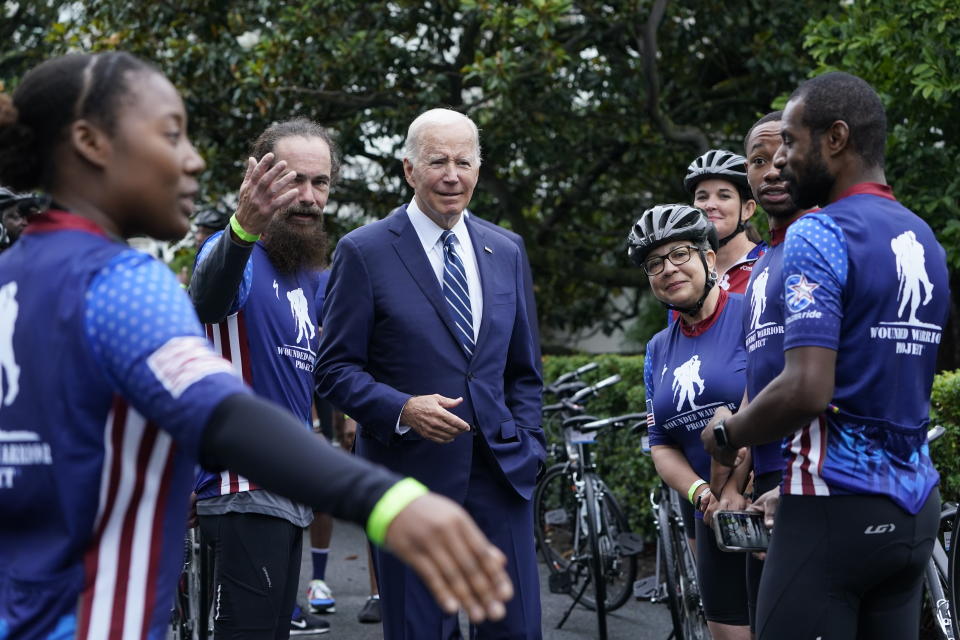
[541,361,598,461]
[631,421,709,640]
[170,527,213,640]
[533,378,644,640]
[924,425,958,640]
[951,498,960,640]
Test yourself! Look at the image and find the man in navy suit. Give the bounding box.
[316,108,544,639]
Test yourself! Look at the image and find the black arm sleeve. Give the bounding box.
[200,393,401,525]
[189,230,255,323]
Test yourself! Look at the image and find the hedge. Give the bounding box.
[541,355,960,541]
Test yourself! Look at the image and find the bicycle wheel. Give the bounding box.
[578,479,637,612]
[656,487,685,639]
[925,553,956,640]
[661,487,709,640]
[951,509,960,640]
[583,472,608,639]
[534,464,581,580]
[170,530,200,640]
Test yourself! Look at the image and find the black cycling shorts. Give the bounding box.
[695,518,750,626]
[756,489,939,640]
[199,512,303,639]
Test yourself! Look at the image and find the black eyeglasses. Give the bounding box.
[642,245,699,276]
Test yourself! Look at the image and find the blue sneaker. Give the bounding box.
[306,579,336,614]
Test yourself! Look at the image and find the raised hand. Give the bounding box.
[232,152,298,239]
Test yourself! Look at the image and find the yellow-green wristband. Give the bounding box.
[229,213,260,243]
[687,479,708,504]
[366,477,429,546]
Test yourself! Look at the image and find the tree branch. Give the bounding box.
[273,87,399,111]
[639,0,709,152]
[536,140,630,245]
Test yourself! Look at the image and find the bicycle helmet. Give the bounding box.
[627,204,719,315]
[684,149,752,247]
[683,149,749,194]
[193,207,230,231]
[0,187,40,212]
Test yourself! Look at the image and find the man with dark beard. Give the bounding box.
[190,118,336,637]
[703,73,949,640]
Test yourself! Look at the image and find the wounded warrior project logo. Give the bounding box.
[662,354,732,434]
[0,281,20,409]
[745,268,784,353]
[0,281,53,489]
[275,286,317,373]
[870,230,942,357]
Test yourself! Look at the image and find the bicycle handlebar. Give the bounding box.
[569,374,621,404]
[580,412,648,434]
[546,361,600,391]
[546,381,588,398]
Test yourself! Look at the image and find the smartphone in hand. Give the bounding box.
[712,510,770,552]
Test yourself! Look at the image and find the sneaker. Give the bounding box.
[290,607,330,635]
[306,579,336,614]
[357,595,381,624]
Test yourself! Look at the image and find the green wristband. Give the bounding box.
[229,213,260,243]
[366,477,429,546]
[687,479,708,504]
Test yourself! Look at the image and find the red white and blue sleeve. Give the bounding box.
[84,250,251,457]
[781,214,848,352]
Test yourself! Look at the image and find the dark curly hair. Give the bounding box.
[0,52,157,192]
[249,118,342,186]
[789,72,887,169]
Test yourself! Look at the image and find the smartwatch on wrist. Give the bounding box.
[714,419,731,449]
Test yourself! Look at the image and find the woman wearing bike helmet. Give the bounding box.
[684,149,765,294]
[630,204,751,640]
[0,52,511,639]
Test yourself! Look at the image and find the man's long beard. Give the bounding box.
[262,204,329,274]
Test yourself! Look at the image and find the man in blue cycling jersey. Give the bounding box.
[702,72,949,640]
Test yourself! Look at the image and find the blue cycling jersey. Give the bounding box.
[742,223,800,477]
[779,183,948,513]
[645,290,747,516]
[0,211,248,640]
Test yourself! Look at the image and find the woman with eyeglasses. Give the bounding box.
[630,204,751,640]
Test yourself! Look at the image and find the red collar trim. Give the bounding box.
[836,182,895,202]
[22,210,109,238]
[769,207,820,246]
[680,288,728,337]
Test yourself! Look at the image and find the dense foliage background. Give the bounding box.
[3,0,957,366]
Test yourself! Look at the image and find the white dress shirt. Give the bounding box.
[405,199,483,339]
[396,200,484,434]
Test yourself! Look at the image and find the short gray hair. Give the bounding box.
[402,108,481,166]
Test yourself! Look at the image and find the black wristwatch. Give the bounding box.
[713,419,731,449]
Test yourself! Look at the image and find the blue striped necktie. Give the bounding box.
[440,230,475,356]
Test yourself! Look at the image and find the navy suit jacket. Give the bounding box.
[469,215,541,366]
[315,205,545,502]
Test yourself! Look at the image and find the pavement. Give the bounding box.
[295,519,672,639]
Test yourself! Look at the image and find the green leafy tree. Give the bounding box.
[803,0,960,368]
[3,0,877,354]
